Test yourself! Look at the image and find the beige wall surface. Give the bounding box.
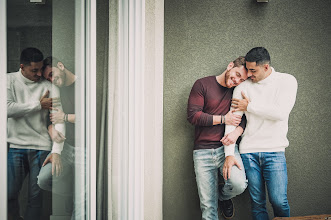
[163,0,331,219]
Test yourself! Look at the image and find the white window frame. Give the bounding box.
[0,0,7,219]
[75,0,97,219]
[84,0,97,218]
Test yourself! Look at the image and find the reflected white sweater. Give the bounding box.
[7,70,65,154]
[224,68,298,156]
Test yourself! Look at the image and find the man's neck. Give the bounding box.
[20,69,35,83]
[262,68,272,81]
[216,69,227,87]
[64,69,77,86]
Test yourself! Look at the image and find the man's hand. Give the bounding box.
[222,155,242,180]
[225,109,242,126]
[42,153,63,177]
[232,91,250,112]
[50,107,65,124]
[40,90,60,110]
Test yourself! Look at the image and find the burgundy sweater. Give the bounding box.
[187,76,246,150]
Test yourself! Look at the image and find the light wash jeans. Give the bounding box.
[37,143,85,220]
[241,152,290,220]
[7,148,49,220]
[38,143,75,196]
[193,145,247,220]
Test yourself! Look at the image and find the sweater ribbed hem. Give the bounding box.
[239,147,286,154]
[9,143,51,152]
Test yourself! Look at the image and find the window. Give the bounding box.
[1,0,96,219]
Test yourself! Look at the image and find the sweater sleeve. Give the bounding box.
[187,80,213,126]
[7,75,41,118]
[247,75,297,121]
[49,84,66,155]
[224,83,246,157]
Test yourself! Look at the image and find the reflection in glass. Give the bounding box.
[7,1,86,220]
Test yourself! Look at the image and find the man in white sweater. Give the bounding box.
[222,47,297,220]
[7,48,65,220]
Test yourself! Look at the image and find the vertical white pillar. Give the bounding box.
[144,0,164,219]
[108,0,164,219]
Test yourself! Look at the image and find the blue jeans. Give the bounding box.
[7,148,49,220]
[193,145,247,220]
[241,152,290,220]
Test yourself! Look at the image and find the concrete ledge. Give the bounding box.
[273,214,331,220]
[50,216,71,220]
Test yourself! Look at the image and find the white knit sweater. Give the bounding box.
[224,67,298,156]
[7,70,65,154]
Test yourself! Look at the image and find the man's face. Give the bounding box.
[43,65,66,87]
[225,65,250,88]
[21,61,43,82]
[246,62,268,83]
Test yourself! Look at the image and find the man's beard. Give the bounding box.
[56,70,67,87]
[224,70,231,88]
[61,69,67,85]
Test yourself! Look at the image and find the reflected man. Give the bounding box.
[187,56,251,220]
[7,48,65,220]
[37,56,79,219]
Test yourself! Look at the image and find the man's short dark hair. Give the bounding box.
[43,56,61,68]
[245,47,271,66]
[20,48,44,66]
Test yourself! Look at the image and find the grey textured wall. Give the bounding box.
[163,0,331,219]
[52,0,75,70]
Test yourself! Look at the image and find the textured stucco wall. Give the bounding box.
[163,0,331,219]
[52,0,75,70]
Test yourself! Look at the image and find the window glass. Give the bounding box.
[7,1,87,219]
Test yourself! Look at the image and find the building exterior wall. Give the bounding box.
[163,0,331,219]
